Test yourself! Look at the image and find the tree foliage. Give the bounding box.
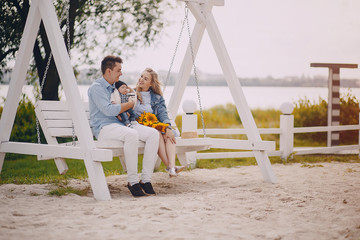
[1,0,172,99]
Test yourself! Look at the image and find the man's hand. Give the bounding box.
[128,96,136,103]
[128,94,137,109]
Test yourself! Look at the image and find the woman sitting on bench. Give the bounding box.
[134,68,185,177]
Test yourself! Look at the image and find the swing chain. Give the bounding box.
[163,6,189,93]
[65,1,76,145]
[185,4,206,137]
[36,0,74,145]
[71,122,76,146]
[66,2,71,56]
[36,53,52,144]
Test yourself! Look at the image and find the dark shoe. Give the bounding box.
[139,181,156,195]
[127,183,146,197]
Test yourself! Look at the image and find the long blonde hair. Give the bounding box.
[136,68,163,104]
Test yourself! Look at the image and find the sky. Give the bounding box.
[121,0,360,79]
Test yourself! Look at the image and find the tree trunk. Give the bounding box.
[42,59,61,100]
[35,0,79,101]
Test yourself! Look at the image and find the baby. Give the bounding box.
[111,80,137,127]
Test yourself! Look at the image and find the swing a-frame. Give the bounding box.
[0,0,276,201]
[168,0,277,183]
[0,0,115,200]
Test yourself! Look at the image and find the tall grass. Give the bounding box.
[175,91,359,146]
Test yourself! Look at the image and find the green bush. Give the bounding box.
[10,94,38,143]
[339,92,359,144]
[293,92,359,145]
[0,95,45,159]
[175,103,241,133]
[293,97,328,143]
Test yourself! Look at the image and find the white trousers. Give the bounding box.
[98,123,159,185]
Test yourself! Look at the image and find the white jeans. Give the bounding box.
[98,123,159,185]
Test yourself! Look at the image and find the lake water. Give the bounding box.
[0,85,359,114]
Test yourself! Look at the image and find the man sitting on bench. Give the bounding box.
[88,55,159,197]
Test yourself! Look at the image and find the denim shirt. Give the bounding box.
[88,77,123,139]
[134,89,180,137]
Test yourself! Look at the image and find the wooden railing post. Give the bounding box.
[358,103,360,158]
[180,100,198,168]
[280,102,294,161]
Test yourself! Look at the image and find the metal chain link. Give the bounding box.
[65,1,76,145]
[66,2,71,57]
[36,0,73,144]
[185,4,206,137]
[36,52,53,144]
[163,6,189,93]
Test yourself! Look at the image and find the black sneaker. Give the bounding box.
[127,183,146,197]
[139,181,156,195]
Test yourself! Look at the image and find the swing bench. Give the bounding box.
[0,0,277,201]
[34,100,211,175]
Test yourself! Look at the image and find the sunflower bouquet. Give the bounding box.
[137,112,169,133]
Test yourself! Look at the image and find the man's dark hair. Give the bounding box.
[101,56,123,74]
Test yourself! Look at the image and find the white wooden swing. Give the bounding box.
[0,0,277,201]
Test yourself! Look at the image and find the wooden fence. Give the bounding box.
[181,105,360,166]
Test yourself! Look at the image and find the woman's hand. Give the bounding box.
[164,127,176,144]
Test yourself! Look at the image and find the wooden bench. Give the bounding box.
[35,100,211,175]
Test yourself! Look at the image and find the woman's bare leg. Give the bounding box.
[157,132,170,168]
[165,139,176,168]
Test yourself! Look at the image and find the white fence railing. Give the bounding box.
[181,103,360,164]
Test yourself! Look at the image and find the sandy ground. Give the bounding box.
[0,162,360,240]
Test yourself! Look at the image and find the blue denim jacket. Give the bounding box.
[149,90,180,137]
[149,89,171,125]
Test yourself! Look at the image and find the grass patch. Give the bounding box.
[48,186,90,197]
[0,153,182,185]
[345,168,357,173]
[30,192,41,196]
[301,163,324,168]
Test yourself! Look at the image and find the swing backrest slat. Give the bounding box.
[36,100,90,138]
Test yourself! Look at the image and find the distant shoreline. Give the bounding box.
[1,85,359,112]
[2,70,360,88]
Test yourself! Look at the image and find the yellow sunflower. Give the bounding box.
[145,112,158,122]
[153,122,168,133]
[137,112,170,133]
[137,115,144,124]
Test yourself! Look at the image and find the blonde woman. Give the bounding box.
[134,68,185,177]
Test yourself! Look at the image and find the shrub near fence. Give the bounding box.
[0,94,43,144]
[0,95,45,159]
[293,93,359,145]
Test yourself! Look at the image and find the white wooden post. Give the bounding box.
[180,100,198,168]
[358,103,360,158]
[280,102,294,161]
[0,0,42,172]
